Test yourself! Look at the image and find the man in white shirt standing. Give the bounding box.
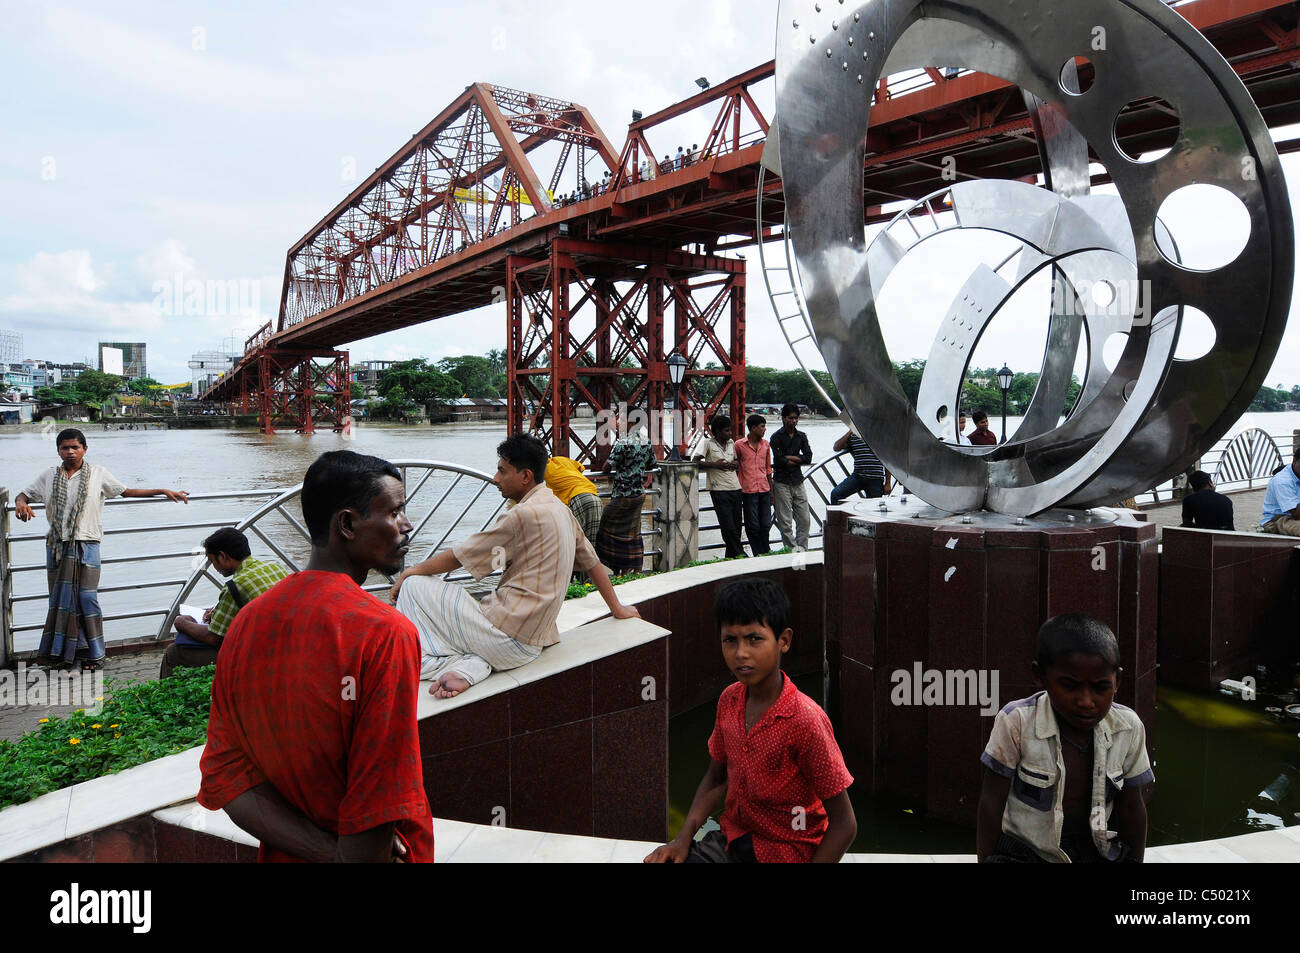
[695,414,745,558]
[14,428,189,670]
[955,412,972,445]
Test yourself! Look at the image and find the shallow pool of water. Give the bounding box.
[668,677,1300,855]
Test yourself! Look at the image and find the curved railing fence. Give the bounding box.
[1211,428,1285,491]
[0,461,662,663]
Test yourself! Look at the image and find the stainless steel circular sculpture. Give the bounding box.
[773,0,1293,516]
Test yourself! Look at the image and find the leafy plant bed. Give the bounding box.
[0,665,214,810]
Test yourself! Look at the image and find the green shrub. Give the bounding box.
[0,665,214,810]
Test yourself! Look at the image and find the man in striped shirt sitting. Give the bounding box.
[390,434,640,699]
[830,429,889,505]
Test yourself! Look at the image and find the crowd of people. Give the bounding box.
[36,413,1294,865]
[550,145,710,207]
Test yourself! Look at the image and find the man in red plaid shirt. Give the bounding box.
[198,451,434,862]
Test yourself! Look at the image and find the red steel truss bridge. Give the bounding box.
[202,0,1300,461]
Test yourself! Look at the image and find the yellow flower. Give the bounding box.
[113,733,122,739]
[91,723,102,729]
[38,718,49,724]
[94,696,104,701]
[74,709,84,713]
[109,724,120,729]
[68,738,81,745]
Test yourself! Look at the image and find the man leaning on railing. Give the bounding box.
[13,427,188,673]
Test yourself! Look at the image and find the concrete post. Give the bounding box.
[653,461,699,572]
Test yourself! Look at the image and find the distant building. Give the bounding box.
[0,400,34,424]
[2,364,34,397]
[439,397,508,421]
[352,360,397,398]
[44,361,90,380]
[189,350,235,396]
[99,342,147,379]
[0,329,20,364]
[20,359,61,389]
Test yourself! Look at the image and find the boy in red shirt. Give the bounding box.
[645,579,856,862]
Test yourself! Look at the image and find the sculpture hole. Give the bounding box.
[1155,184,1251,270]
[936,405,949,424]
[1173,306,1216,362]
[1060,56,1094,96]
[1102,332,1129,373]
[1090,279,1115,309]
[1113,96,1179,162]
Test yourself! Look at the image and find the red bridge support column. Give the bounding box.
[506,239,746,468]
[253,349,351,435]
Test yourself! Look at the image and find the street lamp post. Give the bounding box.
[997,363,1014,444]
[667,350,688,461]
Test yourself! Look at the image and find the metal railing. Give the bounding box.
[1137,428,1296,504]
[1,461,666,659]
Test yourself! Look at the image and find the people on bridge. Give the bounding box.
[198,450,433,862]
[695,414,745,559]
[770,403,812,551]
[735,412,773,556]
[163,528,289,678]
[544,455,602,547]
[596,415,657,574]
[1179,470,1234,531]
[1259,446,1300,536]
[644,579,856,863]
[829,429,890,505]
[13,428,188,672]
[391,434,639,699]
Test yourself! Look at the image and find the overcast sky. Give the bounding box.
[4,0,1300,394]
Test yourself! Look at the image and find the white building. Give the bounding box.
[189,350,235,396]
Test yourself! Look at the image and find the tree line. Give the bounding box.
[34,374,164,407]
[365,351,1300,419]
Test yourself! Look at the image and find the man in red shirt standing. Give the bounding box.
[968,410,998,446]
[198,450,434,863]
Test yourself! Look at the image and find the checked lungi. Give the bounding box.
[595,494,645,575]
[568,491,603,546]
[39,541,106,666]
[396,575,540,687]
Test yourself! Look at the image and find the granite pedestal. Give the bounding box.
[823,499,1158,826]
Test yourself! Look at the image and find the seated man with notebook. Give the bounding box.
[163,527,289,678]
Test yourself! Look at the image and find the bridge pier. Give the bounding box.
[253,349,351,435]
[505,238,746,467]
